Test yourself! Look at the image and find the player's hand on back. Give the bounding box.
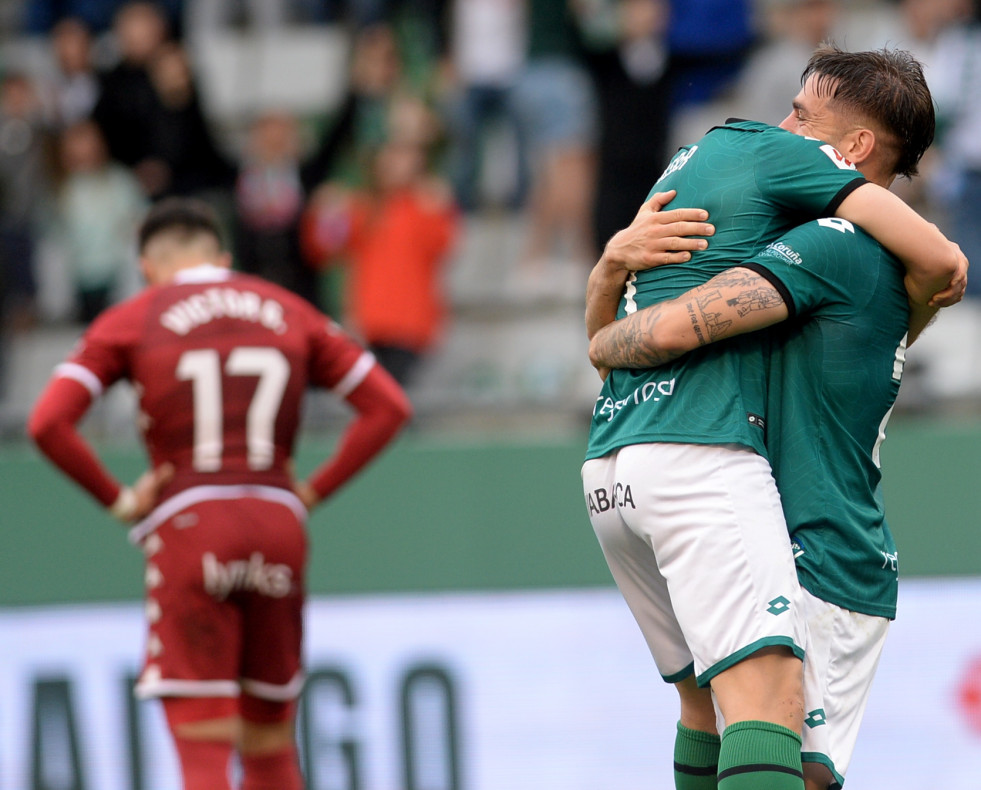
[294,480,320,511]
[603,190,715,273]
[928,240,968,308]
[113,463,174,524]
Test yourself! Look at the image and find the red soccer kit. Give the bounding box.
[31,264,393,702]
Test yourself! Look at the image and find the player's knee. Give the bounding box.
[240,696,297,755]
[711,647,804,730]
[675,674,718,734]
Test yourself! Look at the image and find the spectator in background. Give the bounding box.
[22,0,182,34]
[511,0,599,288]
[185,0,330,35]
[581,0,672,254]
[665,0,754,106]
[0,72,49,333]
[730,0,840,126]
[145,42,235,198]
[852,0,972,64]
[93,3,233,202]
[234,110,324,306]
[50,119,147,321]
[665,0,754,147]
[301,110,458,387]
[438,0,528,213]
[92,1,173,193]
[45,16,101,128]
[930,0,981,299]
[232,22,426,310]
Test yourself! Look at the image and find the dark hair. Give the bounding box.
[801,43,935,179]
[138,197,224,252]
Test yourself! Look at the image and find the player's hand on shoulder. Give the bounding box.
[604,190,714,273]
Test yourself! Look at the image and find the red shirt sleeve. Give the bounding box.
[26,299,144,508]
[27,376,123,507]
[298,308,413,500]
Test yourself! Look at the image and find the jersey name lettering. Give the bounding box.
[160,287,287,336]
[586,483,636,516]
[658,145,699,181]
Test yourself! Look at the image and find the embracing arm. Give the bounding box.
[836,183,967,308]
[589,267,788,372]
[585,190,714,339]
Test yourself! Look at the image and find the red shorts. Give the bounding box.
[134,492,307,704]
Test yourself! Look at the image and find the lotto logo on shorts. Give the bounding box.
[766,596,791,615]
[202,552,293,600]
[804,709,827,728]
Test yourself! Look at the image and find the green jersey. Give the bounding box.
[743,218,908,619]
[586,121,867,460]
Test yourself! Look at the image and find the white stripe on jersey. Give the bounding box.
[55,362,104,398]
[332,350,376,399]
[624,273,639,315]
[128,484,307,545]
[242,671,306,700]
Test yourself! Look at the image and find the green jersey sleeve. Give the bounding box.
[739,217,883,320]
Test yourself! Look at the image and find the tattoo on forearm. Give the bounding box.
[686,303,705,345]
[591,268,784,370]
[693,289,732,341]
[726,288,785,316]
[596,305,674,369]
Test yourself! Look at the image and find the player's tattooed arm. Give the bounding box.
[589,267,790,373]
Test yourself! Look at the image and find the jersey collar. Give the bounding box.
[173,263,234,284]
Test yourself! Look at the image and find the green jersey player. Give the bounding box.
[587,46,962,790]
[582,45,965,790]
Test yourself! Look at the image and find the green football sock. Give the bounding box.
[717,720,804,790]
[673,722,720,789]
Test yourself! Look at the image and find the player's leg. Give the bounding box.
[239,697,303,790]
[616,443,807,790]
[160,696,238,790]
[798,588,890,790]
[710,648,805,790]
[584,453,709,789]
[237,497,308,789]
[674,675,721,789]
[134,504,248,790]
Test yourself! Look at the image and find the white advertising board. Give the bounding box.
[2,580,980,789]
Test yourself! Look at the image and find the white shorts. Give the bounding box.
[800,588,890,786]
[582,442,805,686]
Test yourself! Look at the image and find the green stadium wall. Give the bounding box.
[3,416,980,607]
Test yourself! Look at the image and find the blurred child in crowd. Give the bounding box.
[51,119,147,321]
[301,104,458,386]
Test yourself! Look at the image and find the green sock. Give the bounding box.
[674,722,720,789]
[717,720,804,789]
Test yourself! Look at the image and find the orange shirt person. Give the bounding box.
[303,138,459,385]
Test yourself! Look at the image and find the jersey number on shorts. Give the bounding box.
[176,347,290,471]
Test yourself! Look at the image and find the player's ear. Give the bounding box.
[840,127,876,169]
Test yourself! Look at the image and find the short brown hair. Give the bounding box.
[801,44,935,179]
[138,197,224,252]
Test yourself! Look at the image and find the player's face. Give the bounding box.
[778,74,850,151]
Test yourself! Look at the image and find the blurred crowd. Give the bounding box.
[0,0,980,406]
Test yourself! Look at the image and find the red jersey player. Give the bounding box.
[28,198,413,790]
